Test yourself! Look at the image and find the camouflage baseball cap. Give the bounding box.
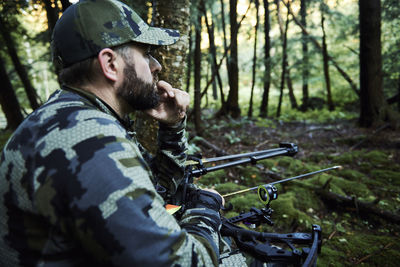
[51,0,180,67]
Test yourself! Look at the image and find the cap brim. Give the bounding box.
[134,26,180,46]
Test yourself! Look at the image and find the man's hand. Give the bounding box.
[145,80,190,126]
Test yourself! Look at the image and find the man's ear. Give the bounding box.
[97,48,120,82]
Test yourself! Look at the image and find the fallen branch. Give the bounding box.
[354,242,394,265]
[350,123,390,150]
[286,180,400,224]
[315,189,400,225]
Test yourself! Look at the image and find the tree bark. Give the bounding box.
[0,56,24,130]
[359,0,390,127]
[59,0,72,12]
[398,76,400,112]
[300,0,309,111]
[276,0,289,117]
[220,0,241,118]
[321,3,334,111]
[248,0,259,118]
[286,68,298,109]
[202,1,224,103]
[43,0,60,38]
[135,0,191,153]
[194,8,203,134]
[0,16,41,110]
[259,0,271,118]
[185,26,192,93]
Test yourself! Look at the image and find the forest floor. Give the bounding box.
[187,116,400,267]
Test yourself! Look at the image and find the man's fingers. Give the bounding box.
[157,80,174,98]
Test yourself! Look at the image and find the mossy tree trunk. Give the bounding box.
[135,0,190,153]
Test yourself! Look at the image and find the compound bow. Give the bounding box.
[160,143,338,266]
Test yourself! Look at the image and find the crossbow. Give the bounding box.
[160,143,339,266]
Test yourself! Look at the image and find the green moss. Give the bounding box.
[330,176,372,197]
[322,233,400,266]
[214,182,245,195]
[228,193,264,212]
[197,169,227,186]
[318,246,347,266]
[370,169,400,186]
[339,169,366,181]
[333,135,366,146]
[236,166,264,186]
[308,152,329,163]
[361,150,389,167]
[277,156,293,167]
[335,151,357,165]
[270,192,314,230]
[260,159,277,169]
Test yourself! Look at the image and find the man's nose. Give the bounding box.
[149,55,162,73]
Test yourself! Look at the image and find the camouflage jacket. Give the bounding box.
[0,86,221,266]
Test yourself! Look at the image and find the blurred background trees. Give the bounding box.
[0,0,399,131]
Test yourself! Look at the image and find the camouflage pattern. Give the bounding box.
[51,0,180,67]
[0,86,221,266]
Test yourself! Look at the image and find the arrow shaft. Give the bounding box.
[222,166,341,198]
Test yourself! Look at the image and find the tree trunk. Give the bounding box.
[283,0,360,97]
[300,0,309,111]
[248,0,259,118]
[185,26,192,92]
[202,1,224,102]
[220,0,229,89]
[286,68,298,109]
[43,0,60,38]
[135,0,190,153]
[283,3,297,110]
[398,76,400,112]
[359,0,389,127]
[194,9,203,134]
[0,56,24,130]
[203,1,251,115]
[0,16,41,110]
[220,0,241,118]
[321,3,334,111]
[259,0,271,118]
[59,0,72,12]
[276,9,289,117]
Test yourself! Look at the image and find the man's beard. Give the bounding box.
[117,61,160,111]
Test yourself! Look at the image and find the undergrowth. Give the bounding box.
[190,110,400,266]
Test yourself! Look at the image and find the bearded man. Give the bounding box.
[0,0,226,265]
